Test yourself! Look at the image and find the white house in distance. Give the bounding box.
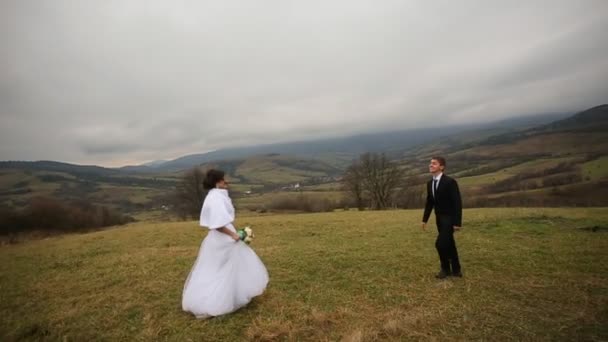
[281,183,301,191]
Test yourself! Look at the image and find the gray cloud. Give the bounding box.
[1,0,607,166]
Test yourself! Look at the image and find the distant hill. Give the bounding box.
[201,154,341,185]
[137,112,569,172]
[399,104,608,207]
[0,160,120,176]
[0,154,341,211]
[136,128,464,172]
[142,160,169,167]
[1,107,604,212]
[463,104,608,148]
[540,104,608,131]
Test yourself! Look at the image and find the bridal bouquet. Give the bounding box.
[237,226,254,244]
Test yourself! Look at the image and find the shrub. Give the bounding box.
[267,194,338,213]
[0,197,134,236]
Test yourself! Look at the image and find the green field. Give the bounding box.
[234,155,336,185]
[235,191,345,211]
[300,182,343,191]
[455,157,578,188]
[1,208,607,341]
[582,156,608,181]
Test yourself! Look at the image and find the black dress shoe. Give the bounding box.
[435,271,450,279]
[451,271,463,278]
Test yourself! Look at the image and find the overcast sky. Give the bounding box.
[1,1,607,166]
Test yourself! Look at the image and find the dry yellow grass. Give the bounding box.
[1,208,607,340]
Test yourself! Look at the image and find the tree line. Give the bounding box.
[0,197,134,237]
[173,152,602,218]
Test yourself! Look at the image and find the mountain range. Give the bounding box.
[0,105,606,211]
[123,111,571,172]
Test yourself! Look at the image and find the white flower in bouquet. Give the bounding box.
[237,226,254,244]
[244,227,254,243]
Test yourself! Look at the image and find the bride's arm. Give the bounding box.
[217,227,240,241]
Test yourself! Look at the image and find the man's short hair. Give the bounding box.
[431,156,446,167]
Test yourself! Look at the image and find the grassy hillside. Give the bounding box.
[582,156,608,181]
[1,208,607,340]
[0,166,178,212]
[235,190,345,212]
[399,105,608,207]
[228,154,340,185]
[1,106,606,214]
[0,154,340,213]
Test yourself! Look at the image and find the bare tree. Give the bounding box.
[342,162,366,210]
[174,167,207,219]
[394,178,426,209]
[343,153,403,210]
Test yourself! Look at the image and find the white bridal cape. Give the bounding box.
[182,188,269,318]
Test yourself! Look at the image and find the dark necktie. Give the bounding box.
[433,179,438,198]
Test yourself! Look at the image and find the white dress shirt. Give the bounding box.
[432,172,443,198]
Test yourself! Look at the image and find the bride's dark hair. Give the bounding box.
[203,169,225,190]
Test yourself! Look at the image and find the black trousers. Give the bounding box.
[435,215,461,273]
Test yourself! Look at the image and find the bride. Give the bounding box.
[182,169,269,319]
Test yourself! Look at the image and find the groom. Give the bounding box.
[422,156,463,279]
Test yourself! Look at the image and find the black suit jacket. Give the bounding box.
[422,174,462,226]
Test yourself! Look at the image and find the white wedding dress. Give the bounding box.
[182,188,269,318]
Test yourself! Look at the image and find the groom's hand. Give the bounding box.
[421,222,427,231]
[453,225,461,232]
